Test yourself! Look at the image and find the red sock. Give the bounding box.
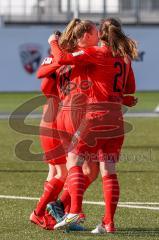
[60,178,71,213]
[67,166,85,214]
[60,174,91,213]
[35,178,64,216]
[44,181,48,190]
[102,174,120,225]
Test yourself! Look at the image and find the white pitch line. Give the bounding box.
[1,112,159,120]
[117,205,159,211]
[0,195,39,200]
[83,200,159,206]
[119,202,159,205]
[83,201,104,206]
[84,201,159,210]
[0,195,159,210]
[125,112,159,118]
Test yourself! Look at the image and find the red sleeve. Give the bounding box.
[41,77,56,98]
[50,41,63,63]
[50,40,99,65]
[36,56,60,79]
[124,65,136,94]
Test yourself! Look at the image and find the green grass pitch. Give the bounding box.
[0,91,159,113]
[0,92,159,240]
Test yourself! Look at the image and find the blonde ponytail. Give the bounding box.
[59,18,95,52]
[99,18,138,60]
[59,18,81,52]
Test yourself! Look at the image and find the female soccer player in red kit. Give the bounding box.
[45,20,102,229]
[50,18,138,232]
[30,59,68,230]
[31,40,99,230]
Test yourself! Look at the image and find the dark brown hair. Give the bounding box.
[99,18,138,59]
[59,18,95,52]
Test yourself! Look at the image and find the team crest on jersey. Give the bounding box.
[19,43,43,74]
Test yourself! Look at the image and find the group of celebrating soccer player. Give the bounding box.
[30,17,138,234]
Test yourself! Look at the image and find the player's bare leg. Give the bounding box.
[46,164,57,181]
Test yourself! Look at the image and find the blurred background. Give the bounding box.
[0,0,158,111]
[1,0,159,24]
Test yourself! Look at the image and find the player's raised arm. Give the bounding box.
[50,39,99,65]
[47,18,99,66]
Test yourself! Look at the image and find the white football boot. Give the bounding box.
[54,213,80,229]
[91,222,116,234]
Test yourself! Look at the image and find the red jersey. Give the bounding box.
[42,44,90,108]
[36,56,60,79]
[37,55,60,98]
[51,41,136,104]
[47,43,129,156]
[55,63,90,108]
[41,76,58,98]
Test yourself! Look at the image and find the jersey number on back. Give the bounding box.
[113,62,126,92]
[59,65,72,95]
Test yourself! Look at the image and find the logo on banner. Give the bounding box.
[19,43,43,74]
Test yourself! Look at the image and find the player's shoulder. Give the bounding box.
[70,46,101,57]
[85,46,100,54]
[100,45,113,57]
[71,49,85,57]
[84,46,105,60]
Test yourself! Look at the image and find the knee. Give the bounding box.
[88,167,99,182]
[55,165,68,182]
[83,162,99,182]
[100,162,116,177]
[56,172,67,182]
[66,154,84,170]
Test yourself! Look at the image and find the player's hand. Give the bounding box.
[123,95,138,107]
[48,33,59,44]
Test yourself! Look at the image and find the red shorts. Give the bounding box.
[56,108,86,155]
[79,111,124,162]
[56,108,124,162]
[96,136,124,163]
[40,104,66,165]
